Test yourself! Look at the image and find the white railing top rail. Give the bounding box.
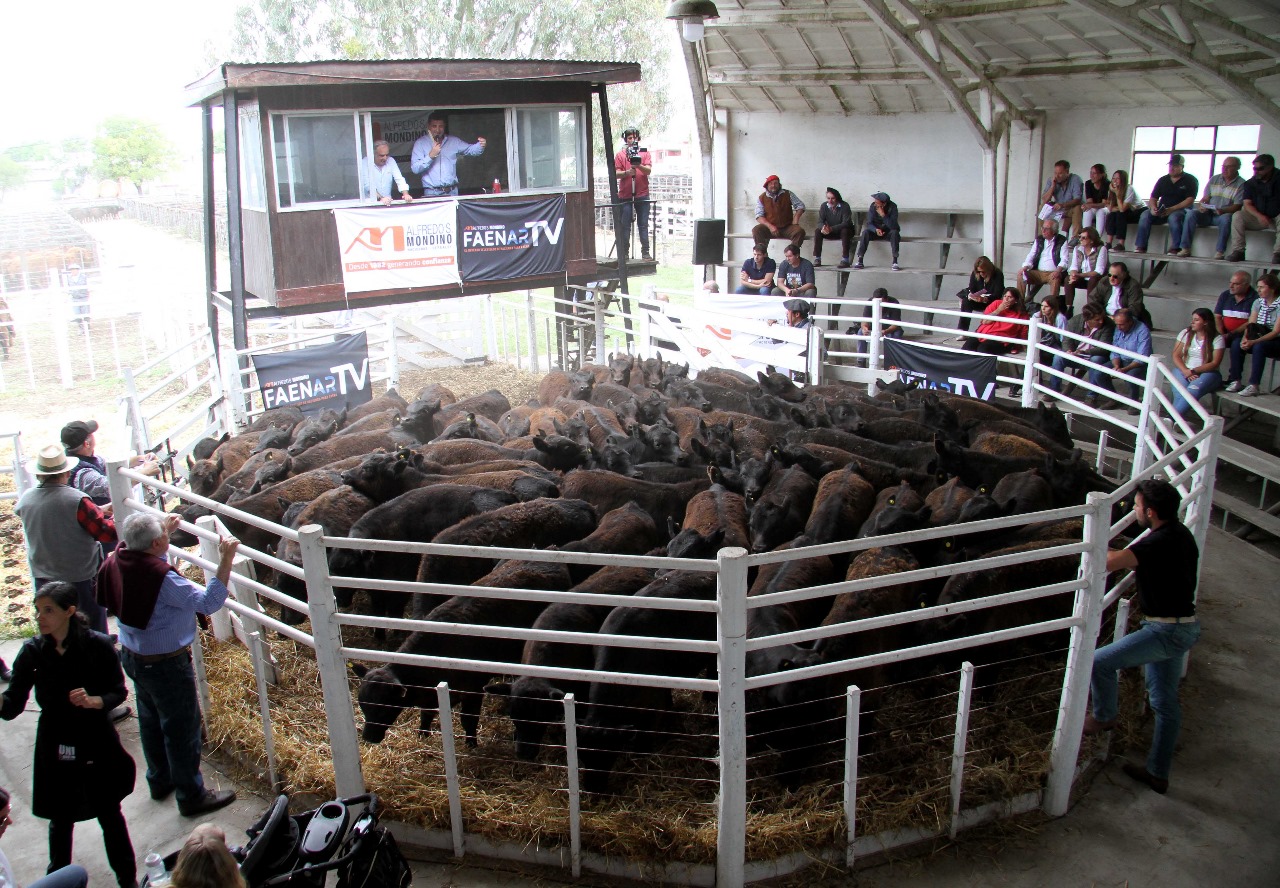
[116,465,302,545]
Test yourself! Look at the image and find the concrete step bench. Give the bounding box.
[1212,489,1280,541]
[1217,436,1280,484]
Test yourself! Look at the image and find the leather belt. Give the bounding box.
[1145,616,1197,624]
[128,645,191,664]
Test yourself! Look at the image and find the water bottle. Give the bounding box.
[145,851,170,887]
[492,178,501,194]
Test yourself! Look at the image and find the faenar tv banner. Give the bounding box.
[251,333,373,415]
[882,338,999,400]
[458,195,566,282]
[334,202,461,293]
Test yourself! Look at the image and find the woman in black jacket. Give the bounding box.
[0,582,137,888]
[955,255,1005,336]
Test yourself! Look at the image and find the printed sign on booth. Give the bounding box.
[882,338,999,400]
[334,202,460,293]
[251,333,373,415]
[459,195,566,282]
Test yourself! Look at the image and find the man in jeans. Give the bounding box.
[614,127,653,261]
[97,513,240,817]
[1084,479,1201,794]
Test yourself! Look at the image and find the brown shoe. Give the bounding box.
[1121,761,1168,794]
[1083,713,1118,735]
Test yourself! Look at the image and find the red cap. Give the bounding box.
[763,175,780,187]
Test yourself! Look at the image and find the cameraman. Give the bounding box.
[614,127,653,262]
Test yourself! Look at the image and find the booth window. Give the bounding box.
[239,105,266,211]
[1131,125,1259,198]
[515,108,583,191]
[272,112,363,208]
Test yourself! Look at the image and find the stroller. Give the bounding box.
[144,793,411,888]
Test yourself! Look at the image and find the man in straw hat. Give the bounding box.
[14,444,116,635]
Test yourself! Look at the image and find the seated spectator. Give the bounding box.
[1214,270,1259,353]
[1063,226,1108,315]
[1036,294,1068,361]
[1038,160,1084,239]
[850,287,903,355]
[0,786,89,888]
[853,192,900,270]
[955,255,1004,337]
[1170,308,1225,417]
[170,823,247,888]
[1102,307,1153,412]
[1224,272,1280,397]
[1102,169,1145,250]
[771,245,817,302]
[812,187,853,267]
[1080,163,1108,234]
[1087,261,1149,328]
[1016,219,1067,301]
[735,244,776,295]
[1134,154,1198,254]
[1226,154,1280,265]
[1045,303,1114,395]
[964,288,1030,355]
[752,176,806,252]
[1178,156,1244,259]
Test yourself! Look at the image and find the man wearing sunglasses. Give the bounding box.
[1225,153,1280,264]
[1087,261,1149,328]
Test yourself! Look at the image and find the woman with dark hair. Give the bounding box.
[170,823,246,888]
[1080,163,1109,233]
[0,582,137,888]
[1170,307,1225,416]
[954,255,1005,336]
[964,288,1030,355]
[1102,169,1145,250]
[812,187,853,267]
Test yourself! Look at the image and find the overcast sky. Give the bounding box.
[0,0,239,154]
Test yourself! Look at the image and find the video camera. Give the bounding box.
[626,143,646,166]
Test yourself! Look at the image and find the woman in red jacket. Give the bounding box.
[964,288,1031,355]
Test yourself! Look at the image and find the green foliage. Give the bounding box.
[91,116,174,192]
[228,0,674,138]
[0,155,27,195]
[5,141,53,163]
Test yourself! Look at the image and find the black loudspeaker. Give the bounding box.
[692,218,726,265]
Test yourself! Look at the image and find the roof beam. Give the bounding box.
[714,10,869,27]
[1164,0,1280,61]
[1062,0,1280,132]
[711,67,933,85]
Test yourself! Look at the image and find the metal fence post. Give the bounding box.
[843,685,862,869]
[1022,316,1041,407]
[1130,355,1163,478]
[1043,492,1110,815]
[525,290,539,372]
[297,524,366,798]
[594,294,607,366]
[949,662,976,839]
[385,315,400,392]
[716,547,749,888]
[807,322,824,384]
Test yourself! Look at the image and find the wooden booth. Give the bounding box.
[186,58,646,350]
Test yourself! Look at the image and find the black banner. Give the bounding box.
[251,333,373,415]
[882,338,999,401]
[458,195,566,282]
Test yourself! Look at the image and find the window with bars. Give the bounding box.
[1130,125,1260,200]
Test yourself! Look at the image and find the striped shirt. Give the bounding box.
[1201,174,1245,211]
[116,565,229,656]
[1256,296,1280,332]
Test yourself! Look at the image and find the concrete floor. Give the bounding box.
[1,525,1276,888]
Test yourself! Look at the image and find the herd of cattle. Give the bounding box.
[171,355,1121,790]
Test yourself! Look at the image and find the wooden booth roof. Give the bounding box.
[186,57,644,105]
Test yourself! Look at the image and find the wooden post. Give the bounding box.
[843,685,862,869]
[949,661,976,839]
[1043,493,1109,815]
[297,525,365,798]
[715,547,749,888]
[435,683,465,858]
[249,631,281,792]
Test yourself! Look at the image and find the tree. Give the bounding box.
[0,156,27,198]
[91,116,174,193]
[228,0,674,143]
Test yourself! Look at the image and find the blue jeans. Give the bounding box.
[620,196,650,256]
[1135,208,1189,250]
[1091,620,1201,780]
[120,648,206,806]
[31,865,89,888]
[1171,369,1222,415]
[1093,364,1143,399]
[1047,352,1107,392]
[1228,336,1280,385]
[734,284,772,295]
[1179,209,1233,254]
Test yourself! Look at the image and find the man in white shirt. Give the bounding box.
[1017,220,1067,301]
[363,140,414,205]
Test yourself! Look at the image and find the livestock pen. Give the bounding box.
[100,294,1219,886]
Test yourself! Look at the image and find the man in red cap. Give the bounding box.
[752,175,807,252]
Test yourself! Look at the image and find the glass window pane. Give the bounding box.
[1216,125,1260,152]
[274,114,360,205]
[1134,127,1173,152]
[1131,154,1169,201]
[272,114,291,208]
[1182,154,1212,190]
[1174,126,1215,151]
[517,108,563,189]
[558,110,582,189]
[239,106,266,211]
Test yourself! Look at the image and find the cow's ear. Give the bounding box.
[350,662,369,678]
[548,688,566,701]
[187,455,194,471]
[484,681,511,697]
[277,496,290,511]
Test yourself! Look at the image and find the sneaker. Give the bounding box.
[838,257,851,268]
[641,252,654,262]
[853,260,864,269]
[1177,248,1191,257]
[1133,246,1147,254]
[1225,379,1242,392]
[891,261,901,271]
[1121,761,1168,794]
[1167,247,1181,255]
[1214,251,1225,260]
[812,256,822,267]
[1239,384,1259,397]
[178,788,237,817]
[1113,241,1126,251]
[1226,250,1245,262]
